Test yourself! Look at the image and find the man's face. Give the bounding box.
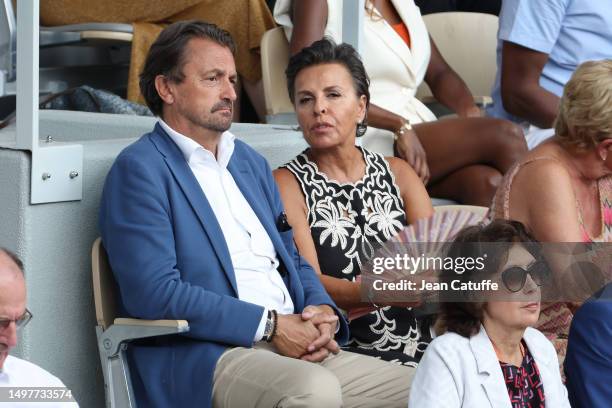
[0,255,26,370]
[163,38,238,136]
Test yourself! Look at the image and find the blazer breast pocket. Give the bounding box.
[278,229,294,249]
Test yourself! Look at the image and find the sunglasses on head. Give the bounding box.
[501,261,549,292]
[0,309,33,330]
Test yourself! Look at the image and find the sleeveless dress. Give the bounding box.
[284,147,432,366]
[490,155,612,371]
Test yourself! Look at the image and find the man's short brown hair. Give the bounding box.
[139,20,236,117]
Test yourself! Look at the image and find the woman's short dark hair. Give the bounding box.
[439,219,539,338]
[139,20,236,117]
[285,38,370,134]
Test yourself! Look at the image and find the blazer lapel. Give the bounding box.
[227,155,296,294]
[367,15,416,83]
[150,124,238,294]
[470,326,513,408]
[523,328,553,366]
[367,0,423,84]
[393,0,429,61]
[227,156,272,234]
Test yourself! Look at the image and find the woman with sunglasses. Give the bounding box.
[409,220,570,408]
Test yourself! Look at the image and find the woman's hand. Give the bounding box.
[395,129,430,184]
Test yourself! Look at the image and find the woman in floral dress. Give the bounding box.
[274,38,434,365]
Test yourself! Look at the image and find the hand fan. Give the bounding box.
[396,208,487,244]
[370,208,487,266]
[349,208,487,321]
[390,208,487,278]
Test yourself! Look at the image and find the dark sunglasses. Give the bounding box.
[501,261,549,292]
[0,309,33,330]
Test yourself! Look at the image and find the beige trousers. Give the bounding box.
[212,343,414,408]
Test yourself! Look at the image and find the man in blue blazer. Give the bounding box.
[99,21,412,408]
[565,283,612,408]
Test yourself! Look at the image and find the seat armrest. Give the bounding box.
[99,319,190,357]
[113,318,188,330]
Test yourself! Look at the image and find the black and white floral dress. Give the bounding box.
[283,147,431,366]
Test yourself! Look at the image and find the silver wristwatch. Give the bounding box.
[263,310,274,342]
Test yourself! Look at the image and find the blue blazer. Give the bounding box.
[99,124,349,407]
[565,283,612,408]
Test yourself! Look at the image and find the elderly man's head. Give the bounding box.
[0,248,27,370]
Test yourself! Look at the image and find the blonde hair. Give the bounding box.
[555,59,612,149]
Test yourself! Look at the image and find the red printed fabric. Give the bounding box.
[499,345,545,408]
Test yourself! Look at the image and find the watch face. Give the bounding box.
[264,316,273,338]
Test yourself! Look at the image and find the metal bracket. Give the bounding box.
[13,0,83,204]
[30,141,83,203]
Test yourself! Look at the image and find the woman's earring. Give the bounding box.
[356,113,368,137]
[356,122,367,137]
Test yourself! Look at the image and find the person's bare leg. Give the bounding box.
[413,117,526,185]
[427,164,502,206]
[243,78,267,123]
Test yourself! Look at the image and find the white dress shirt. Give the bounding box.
[0,356,79,407]
[160,120,294,341]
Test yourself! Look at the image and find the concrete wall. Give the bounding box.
[0,111,308,407]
